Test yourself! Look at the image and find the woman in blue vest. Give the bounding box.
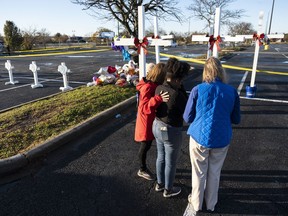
[183,57,241,215]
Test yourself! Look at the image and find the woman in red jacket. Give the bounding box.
[135,63,169,180]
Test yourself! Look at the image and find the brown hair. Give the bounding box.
[165,58,190,81]
[146,62,166,84]
[203,57,227,83]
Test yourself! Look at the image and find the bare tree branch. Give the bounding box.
[188,0,245,29]
[71,0,182,36]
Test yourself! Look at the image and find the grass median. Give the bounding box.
[0,85,136,159]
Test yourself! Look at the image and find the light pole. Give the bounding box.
[268,0,275,34]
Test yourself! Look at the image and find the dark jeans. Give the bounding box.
[138,140,152,171]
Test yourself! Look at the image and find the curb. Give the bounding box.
[0,96,137,176]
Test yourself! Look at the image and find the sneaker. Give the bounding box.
[137,169,155,181]
[183,203,199,216]
[188,193,192,202]
[155,183,165,192]
[206,208,214,212]
[163,186,181,198]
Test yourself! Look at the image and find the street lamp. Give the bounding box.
[268,0,275,34]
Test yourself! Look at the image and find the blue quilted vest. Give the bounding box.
[187,81,238,148]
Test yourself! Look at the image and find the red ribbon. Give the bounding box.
[209,35,222,51]
[134,37,149,55]
[253,33,265,46]
[152,35,160,39]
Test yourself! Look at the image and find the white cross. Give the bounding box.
[234,25,284,91]
[235,34,284,40]
[152,17,174,63]
[58,62,73,92]
[29,61,43,89]
[114,6,173,79]
[192,35,245,58]
[4,60,19,85]
[249,11,265,89]
[192,7,245,59]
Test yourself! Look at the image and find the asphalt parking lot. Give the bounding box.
[0,45,287,215]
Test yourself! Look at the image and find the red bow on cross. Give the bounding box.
[152,35,160,39]
[253,33,265,46]
[134,37,149,55]
[209,35,222,51]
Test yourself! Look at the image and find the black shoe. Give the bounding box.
[163,186,181,198]
[155,183,165,192]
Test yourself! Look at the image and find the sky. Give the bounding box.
[0,0,287,37]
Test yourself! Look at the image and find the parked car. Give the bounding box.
[164,41,178,47]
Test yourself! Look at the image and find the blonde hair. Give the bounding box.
[146,63,155,74]
[146,63,166,84]
[203,57,227,83]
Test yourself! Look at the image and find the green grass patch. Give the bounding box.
[0,85,136,159]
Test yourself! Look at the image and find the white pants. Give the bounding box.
[189,137,229,211]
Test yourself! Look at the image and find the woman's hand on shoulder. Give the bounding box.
[159,91,169,102]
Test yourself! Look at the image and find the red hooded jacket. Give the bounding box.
[134,78,163,142]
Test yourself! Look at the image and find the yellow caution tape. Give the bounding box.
[155,52,288,76]
[0,49,110,58]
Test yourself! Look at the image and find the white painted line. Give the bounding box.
[275,47,288,58]
[0,77,86,93]
[0,83,32,92]
[237,71,249,95]
[186,92,288,104]
[240,96,288,104]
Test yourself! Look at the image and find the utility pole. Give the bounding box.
[268,0,275,34]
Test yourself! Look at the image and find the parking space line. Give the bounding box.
[0,77,86,93]
[275,47,288,59]
[237,71,249,95]
[0,83,32,92]
[240,96,288,104]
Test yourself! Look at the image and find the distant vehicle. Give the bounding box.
[67,36,86,43]
[100,32,115,39]
[171,42,178,47]
[164,41,178,47]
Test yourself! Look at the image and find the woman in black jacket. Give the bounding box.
[152,58,190,198]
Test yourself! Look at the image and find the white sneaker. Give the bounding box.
[183,203,199,216]
[137,169,155,181]
[188,193,192,202]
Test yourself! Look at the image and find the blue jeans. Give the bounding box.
[152,118,182,190]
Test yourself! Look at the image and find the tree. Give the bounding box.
[3,20,23,51]
[228,22,255,36]
[21,27,39,50]
[53,33,68,44]
[145,26,166,37]
[71,0,182,37]
[187,0,245,29]
[37,28,51,48]
[284,33,288,43]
